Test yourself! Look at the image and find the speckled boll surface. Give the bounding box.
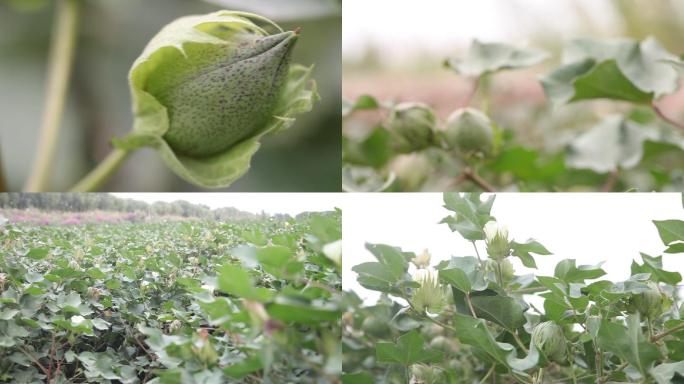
[158,32,297,158]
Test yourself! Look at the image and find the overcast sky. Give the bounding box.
[342,193,684,304]
[343,0,621,63]
[111,193,340,216]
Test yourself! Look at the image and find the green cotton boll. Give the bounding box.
[386,103,436,153]
[630,282,664,319]
[124,11,318,188]
[442,108,494,158]
[531,321,567,363]
[157,32,298,157]
[361,316,391,338]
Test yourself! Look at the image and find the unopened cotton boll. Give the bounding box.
[323,240,342,266]
[413,249,432,269]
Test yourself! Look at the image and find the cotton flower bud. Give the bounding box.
[70,315,86,326]
[389,153,431,192]
[87,287,101,301]
[412,249,432,269]
[122,11,317,188]
[629,282,665,319]
[442,108,494,158]
[411,364,443,384]
[386,103,436,154]
[322,240,342,267]
[410,268,447,315]
[168,319,182,333]
[0,273,6,291]
[483,259,515,281]
[532,321,567,363]
[484,221,511,260]
[193,333,218,366]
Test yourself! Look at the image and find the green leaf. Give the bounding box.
[541,37,682,107]
[470,295,527,331]
[342,165,397,192]
[439,256,486,293]
[653,220,684,246]
[365,243,409,278]
[26,247,49,260]
[216,264,274,302]
[597,315,660,377]
[445,40,548,77]
[224,355,262,379]
[342,94,379,117]
[441,193,495,241]
[511,240,552,268]
[255,246,302,279]
[266,296,341,324]
[451,289,526,331]
[451,313,539,370]
[566,116,668,173]
[342,372,374,384]
[375,330,443,365]
[631,253,682,285]
[650,361,684,384]
[554,259,606,283]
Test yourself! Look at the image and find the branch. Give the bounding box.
[600,169,620,192]
[69,147,130,192]
[465,292,478,318]
[652,322,684,342]
[460,167,496,192]
[24,0,81,191]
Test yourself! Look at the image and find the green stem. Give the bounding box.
[479,364,496,384]
[511,330,528,353]
[24,0,81,192]
[472,241,484,266]
[69,148,130,192]
[652,322,684,342]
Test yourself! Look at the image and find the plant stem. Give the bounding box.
[69,148,130,192]
[472,241,484,265]
[462,76,482,107]
[593,340,603,384]
[479,364,496,384]
[511,330,529,353]
[24,0,81,192]
[600,169,620,192]
[465,292,478,318]
[462,167,496,192]
[652,322,684,342]
[653,103,684,131]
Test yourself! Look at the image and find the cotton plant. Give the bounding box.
[345,193,684,384]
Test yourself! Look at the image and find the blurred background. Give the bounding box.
[0,0,341,191]
[343,0,684,191]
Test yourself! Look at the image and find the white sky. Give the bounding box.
[110,193,340,216]
[342,193,684,304]
[343,0,620,64]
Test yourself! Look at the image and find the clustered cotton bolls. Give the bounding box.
[483,220,512,260]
